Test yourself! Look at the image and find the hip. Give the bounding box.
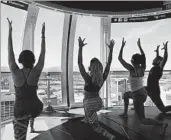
[132,87,148,97]
[83,96,102,106]
[14,98,43,109]
[84,90,99,99]
[83,96,103,111]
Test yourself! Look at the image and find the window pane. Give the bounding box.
[110,18,171,106]
[1,4,27,68]
[34,8,64,106]
[73,16,101,103]
[1,4,27,122]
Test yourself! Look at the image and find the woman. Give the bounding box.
[119,42,171,118]
[7,18,45,140]
[118,38,168,137]
[78,37,115,140]
[146,42,171,114]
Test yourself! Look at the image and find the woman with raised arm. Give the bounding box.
[118,38,168,137]
[7,18,45,140]
[78,37,116,140]
[146,42,171,114]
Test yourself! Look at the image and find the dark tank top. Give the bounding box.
[147,66,163,93]
[84,77,100,99]
[14,70,43,118]
[14,70,38,101]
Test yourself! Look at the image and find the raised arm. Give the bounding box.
[118,38,133,71]
[154,45,160,57]
[34,23,46,71]
[160,41,168,69]
[137,38,145,55]
[78,37,89,82]
[137,38,146,69]
[7,18,19,71]
[103,39,114,81]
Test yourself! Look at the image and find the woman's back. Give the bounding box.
[11,67,42,87]
[129,66,145,93]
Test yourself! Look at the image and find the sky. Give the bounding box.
[1,3,171,71]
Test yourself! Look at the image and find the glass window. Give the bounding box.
[1,4,27,68]
[1,4,27,122]
[73,16,101,103]
[1,4,65,123]
[110,18,171,106]
[34,8,64,107]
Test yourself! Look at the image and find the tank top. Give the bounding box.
[14,70,38,102]
[84,78,100,99]
[129,76,144,92]
[129,67,145,92]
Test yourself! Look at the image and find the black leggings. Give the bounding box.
[123,87,171,113]
[127,88,162,126]
[145,86,171,113]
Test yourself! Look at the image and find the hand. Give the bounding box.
[154,45,160,52]
[42,22,45,35]
[161,41,168,50]
[137,38,141,47]
[121,37,126,47]
[78,37,87,47]
[106,39,115,50]
[7,18,12,31]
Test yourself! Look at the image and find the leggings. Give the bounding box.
[13,115,31,140]
[83,97,113,137]
[123,86,171,113]
[13,99,43,140]
[131,88,162,126]
[147,89,171,113]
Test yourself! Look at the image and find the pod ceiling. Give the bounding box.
[49,1,164,12]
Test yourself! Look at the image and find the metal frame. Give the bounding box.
[61,14,70,106]
[61,13,77,107]
[100,17,111,108]
[22,4,39,52]
[67,15,77,106]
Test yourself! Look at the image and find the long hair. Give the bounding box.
[89,58,103,87]
[18,50,35,69]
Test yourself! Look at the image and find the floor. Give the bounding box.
[1,107,171,140]
[99,107,171,140]
[1,108,112,140]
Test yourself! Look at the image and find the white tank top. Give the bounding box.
[129,76,144,92]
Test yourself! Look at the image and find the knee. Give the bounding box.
[158,106,166,113]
